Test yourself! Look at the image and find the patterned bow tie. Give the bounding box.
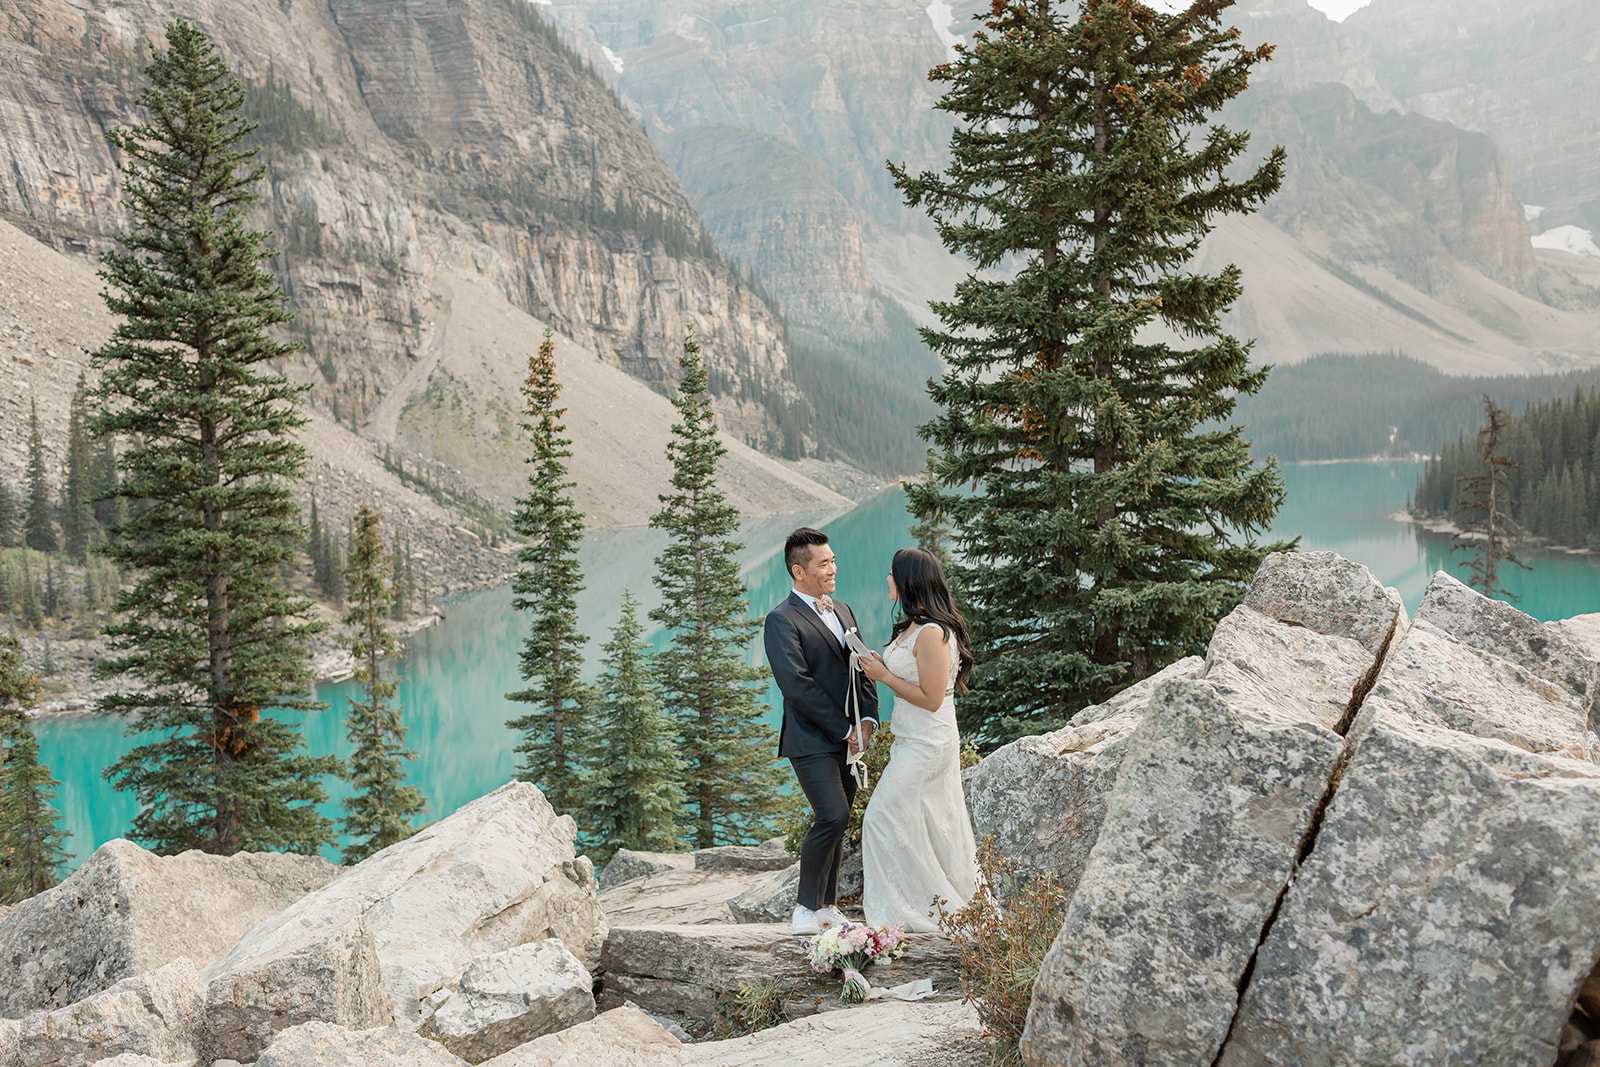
[816,595,836,615]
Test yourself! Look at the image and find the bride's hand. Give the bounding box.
[858,651,890,682]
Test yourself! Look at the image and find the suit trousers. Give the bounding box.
[790,751,858,910]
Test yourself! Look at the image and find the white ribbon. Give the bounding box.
[864,977,935,1002]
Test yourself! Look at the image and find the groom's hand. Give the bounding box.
[857,720,875,752]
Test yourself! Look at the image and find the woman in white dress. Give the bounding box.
[857,547,979,932]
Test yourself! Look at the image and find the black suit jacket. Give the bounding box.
[765,592,880,758]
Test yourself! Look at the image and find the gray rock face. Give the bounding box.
[690,845,795,873]
[476,1005,686,1067]
[598,867,774,927]
[1021,680,1345,1065]
[1218,718,1600,1066]
[726,864,799,923]
[253,1022,466,1067]
[419,940,595,1062]
[203,782,606,1031]
[967,657,1205,894]
[1018,551,1406,1065]
[8,958,207,1066]
[0,839,338,1017]
[87,1056,198,1067]
[598,924,960,1034]
[206,915,391,1064]
[598,850,694,891]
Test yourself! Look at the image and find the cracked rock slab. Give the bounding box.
[419,939,594,1061]
[9,957,207,1066]
[1020,679,1345,1066]
[1218,715,1600,1067]
[478,1005,688,1067]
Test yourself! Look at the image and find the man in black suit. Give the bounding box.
[764,527,879,935]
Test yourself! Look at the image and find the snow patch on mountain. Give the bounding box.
[1532,225,1600,261]
[601,45,624,74]
[925,1,962,59]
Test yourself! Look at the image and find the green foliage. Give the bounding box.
[0,728,70,905]
[0,634,39,714]
[936,838,1070,1067]
[241,66,345,152]
[90,20,340,856]
[91,435,126,531]
[577,590,686,864]
[19,551,43,631]
[378,447,510,546]
[781,293,943,475]
[24,401,56,554]
[1415,386,1600,553]
[341,506,425,863]
[306,493,344,605]
[650,328,785,848]
[506,329,590,816]
[63,378,94,564]
[897,0,1290,748]
[1233,352,1600,461]
[711,978,787,1038]
[0,482,18,549]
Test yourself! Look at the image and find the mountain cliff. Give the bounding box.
[0,0,807,455]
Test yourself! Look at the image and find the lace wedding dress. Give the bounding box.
[862,622,979,932]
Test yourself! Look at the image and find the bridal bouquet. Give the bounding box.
[804,921,908,1002]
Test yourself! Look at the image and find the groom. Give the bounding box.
[764,527,879,936]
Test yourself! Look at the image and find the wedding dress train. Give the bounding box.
[862,622,979,932]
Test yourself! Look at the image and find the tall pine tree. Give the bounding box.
[0,634,67,904]
[0,482,18,549]
[578,589,685,862]
[91,435,125,531]
[24,400,56,554]
[895,0,1290,746]
[341,505,425,863]
[505,328,590,815]
[650,328,784,847]
[63,375,95,564]
[91,20,340,855]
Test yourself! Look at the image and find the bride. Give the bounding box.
[857,547,979,932]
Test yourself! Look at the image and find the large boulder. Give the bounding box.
[206,915,390,1063]
[689,845,795,873]
[1020,551,1405,1065]
[253,1022,466,1067]
[598,924,961,1034]
[203,782,607,1031]
[681,999,982,1065]
[599,867,778,926]
[966,656,1204,892]
[7,958,207,1066]
[1214,571,1600,1065]
[478,1005,688,1067]
[419,940,595,1061]
[726,865,799,923]
[0,840,338,1017]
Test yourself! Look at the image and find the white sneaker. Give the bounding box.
[791,904,822,936]
[817,906,848,929]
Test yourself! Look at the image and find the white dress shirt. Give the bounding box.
[791,587,877,735]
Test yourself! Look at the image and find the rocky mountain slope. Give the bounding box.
[0,0,857,494]
[553,0,1600,383]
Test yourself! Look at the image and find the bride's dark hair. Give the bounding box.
[888,547,974,695]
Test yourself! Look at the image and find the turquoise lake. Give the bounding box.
[34,459,1600,867]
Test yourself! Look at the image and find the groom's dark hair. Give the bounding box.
[784,527,829,577]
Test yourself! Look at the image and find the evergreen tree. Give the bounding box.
[0,729,69,904]
[307,492,328,591]
[650,328,784,847]
[24,401,56,554]
[90,20,340,856]
[1453,394,1528,600]
[340,505,425,863]
[505,328,590,815]
[20,552,42,631]
[389,531,410,620]
[42,557,58,621]
[0,635,65,905]
[0,482,19,549]
[893,0,1290,746]
[90,436,125,531]
[63,376,95,563]
[578,589,685,862]
[907,457,953,570]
